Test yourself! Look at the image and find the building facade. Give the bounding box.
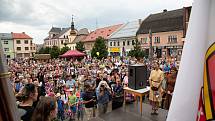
[108,20,141,56]
[44,20,77,49]
[12,32,35,58]
[0,33,14,59]
[137,7,191,58]
[71,28,89,50]
[83,24,123,55]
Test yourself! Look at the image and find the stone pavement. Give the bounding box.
[94,103,168,121]
[64,102,168,121]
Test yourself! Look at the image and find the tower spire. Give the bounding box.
[71,15,75,30]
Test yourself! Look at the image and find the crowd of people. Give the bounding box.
[8,56,180,121]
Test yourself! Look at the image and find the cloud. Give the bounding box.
[0,0,193,44]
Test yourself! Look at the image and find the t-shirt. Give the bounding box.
[18,105,35,121]
[82,91,96,108]
[57,99,64,111]
[66,79,76,88]
[68,94,77,105]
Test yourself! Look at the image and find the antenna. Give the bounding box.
[96,18,98,29]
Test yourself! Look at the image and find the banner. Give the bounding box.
[167,0,215,121]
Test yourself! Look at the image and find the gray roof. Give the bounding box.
[49,27,62,33]
[53,27,70,39]
[137,8,184,34]
[77,28,89,35]
[71,35,87,44]
[109,20,140,40]
[0,33,13,40]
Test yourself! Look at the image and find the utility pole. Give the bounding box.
[149,29,153,61]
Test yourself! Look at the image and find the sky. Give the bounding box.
[0,0,193,44]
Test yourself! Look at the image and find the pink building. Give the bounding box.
[137,7,191,59]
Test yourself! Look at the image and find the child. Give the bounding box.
[76,91,84,121]
[56,93,65,121]
[68,89,77,120]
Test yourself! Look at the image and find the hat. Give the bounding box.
[56,93,61,97]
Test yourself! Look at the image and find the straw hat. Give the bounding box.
[56,93,61,97]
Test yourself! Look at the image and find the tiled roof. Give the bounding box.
[71,28,89,44]
[109,20,140,39]
[12,32,33,39]
[84,24,123,42]
[71,35,88,44]
[49,27,61,33]
[0,33,13,40]
[137,8,184,34]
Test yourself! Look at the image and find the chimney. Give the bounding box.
[22,32,25,34]
[163,9,167,12]
[138,19,142,25]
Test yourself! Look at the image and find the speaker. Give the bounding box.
[128,64,148,90]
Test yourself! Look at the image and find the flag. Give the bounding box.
[167,0,215,121]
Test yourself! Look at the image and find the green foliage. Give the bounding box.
[50,46,60,58]
[128,39,147,59]
[60,46,70,55]
[38,46,60,58]
[38,47,51,54]
[91,36,108,59]
[75,41,85,52]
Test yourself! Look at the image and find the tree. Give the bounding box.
[50,46,60,58]
[38,47,51,54]
[128,39,147,59]
[75,41,85,52]
[43,47,51,54]
[60,46,70,55]
[91,36,108,59]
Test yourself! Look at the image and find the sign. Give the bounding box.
[109,47,120,52]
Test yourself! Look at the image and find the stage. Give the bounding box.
[90,102,168,121]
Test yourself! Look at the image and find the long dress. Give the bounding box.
[149,69,164,102]
[164,76,176,109]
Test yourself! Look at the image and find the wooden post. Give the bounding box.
[0,43,19,121]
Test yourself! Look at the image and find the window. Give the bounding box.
[168,35,177,43]
[25,47,29,50]
[30,47,32,50]
[4,41,8,44]
[16,40,21,44]
[127,40,130,46]
[17,47,21,51]
[154,37,160,43]
[110,42,112,46]
[34,47,35,50]
[61,40,64,44]
[6,55,10,58]
[114,42,116,46]
[118,41,120,46]
[30,40,32,44]
[123,41,125,46]
[132,40,135,45]
[4,48,9,52]
[143,38,147,44]
[24,40,28,44]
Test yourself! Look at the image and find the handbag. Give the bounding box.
[151,86,159,91]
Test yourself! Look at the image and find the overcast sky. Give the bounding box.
[0,0,193,44]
